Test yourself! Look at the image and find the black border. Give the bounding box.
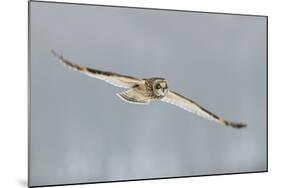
[28,1,31,187]
[28,0,268,187]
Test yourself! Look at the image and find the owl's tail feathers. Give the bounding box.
[116,90,150,105]
[219,118,247,129]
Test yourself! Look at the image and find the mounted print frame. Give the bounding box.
[28,0,268,187]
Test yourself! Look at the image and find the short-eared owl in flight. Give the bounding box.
[52,50,246,129]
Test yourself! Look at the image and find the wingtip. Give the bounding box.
[229,122,247,129]
[51,49,63,60]
[51,49,58,57]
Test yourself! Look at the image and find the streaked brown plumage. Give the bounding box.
[52,50,246,129]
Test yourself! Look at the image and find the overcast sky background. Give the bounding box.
[30,1,267,187]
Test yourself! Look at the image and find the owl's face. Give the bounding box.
[152,79,168,97]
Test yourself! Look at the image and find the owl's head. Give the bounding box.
[152,78,168,97]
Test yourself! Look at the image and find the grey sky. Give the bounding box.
[29,1,267,187]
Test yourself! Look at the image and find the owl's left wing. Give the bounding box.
[51,50,144,88]
[161,90,246,128]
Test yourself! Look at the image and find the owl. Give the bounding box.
[52,50,246,129]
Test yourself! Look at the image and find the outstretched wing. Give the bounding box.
[161,90,246,128]
[51,50,144,88]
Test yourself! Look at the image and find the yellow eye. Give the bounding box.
[156,84,161,89]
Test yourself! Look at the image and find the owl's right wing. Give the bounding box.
[52,50,144,88]
[161,90,246,128]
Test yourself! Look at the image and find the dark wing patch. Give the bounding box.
[51,50,144,88]
[161,90,246,129]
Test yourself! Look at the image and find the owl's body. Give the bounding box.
[116,77,167,104]
[52,50,246,129]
